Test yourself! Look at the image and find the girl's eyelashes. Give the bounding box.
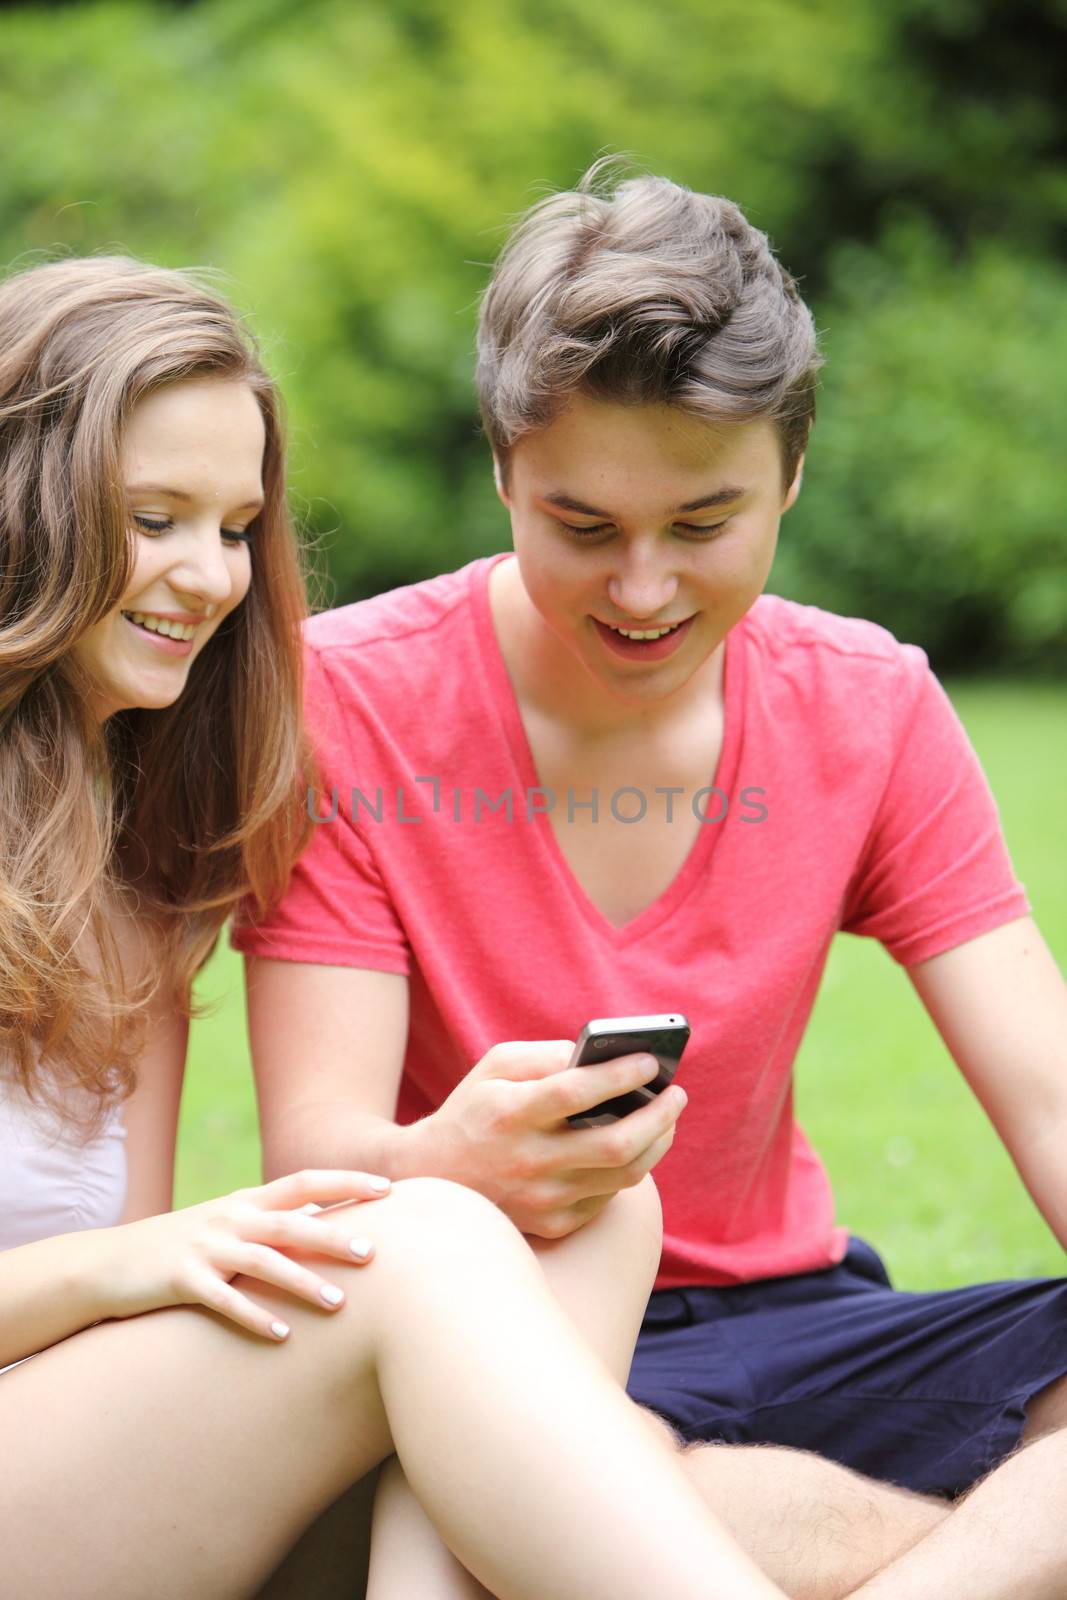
[132,514,254,547]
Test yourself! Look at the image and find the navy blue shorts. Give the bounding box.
[626,1238,1067,1497]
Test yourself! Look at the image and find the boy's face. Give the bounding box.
[497,395,801,706]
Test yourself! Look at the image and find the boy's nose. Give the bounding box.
[607,552,679,620]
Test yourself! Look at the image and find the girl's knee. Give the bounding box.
[586,1174,663,1279]
[613,1172,663,1239]
[364,1176,523,1260]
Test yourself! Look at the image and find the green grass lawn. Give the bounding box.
[176,679,1067,1289]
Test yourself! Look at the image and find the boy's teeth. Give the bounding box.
[126,612,196,641]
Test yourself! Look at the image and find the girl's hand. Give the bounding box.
[92,1169,392,1341]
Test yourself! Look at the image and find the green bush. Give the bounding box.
[1,0,1063,668]
[781,221,1067,671]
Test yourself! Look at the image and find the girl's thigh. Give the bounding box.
[252,1473,380,1600]
[527,1175,664,1381]
[0,1196,420,1600]
[1,1296,385,1599]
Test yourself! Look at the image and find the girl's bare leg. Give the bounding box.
[253,1473,379,1598]
[366,1176,664,1600]
[367,1179,947,1600]
[0,1177,781,1600]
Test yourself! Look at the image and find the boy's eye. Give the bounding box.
[556,518,730,540]
[556,519,614,539]
[675,520,729,539]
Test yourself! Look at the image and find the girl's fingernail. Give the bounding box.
[349,1238,372,1260]
[367,1175,391,1192]
[320,1285,345,1306]
[271,1320,290,1339]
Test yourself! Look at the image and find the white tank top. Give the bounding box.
[0,1076,127,1252]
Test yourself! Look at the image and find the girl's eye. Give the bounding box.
[133,515,170,535]
[133,514,253,548]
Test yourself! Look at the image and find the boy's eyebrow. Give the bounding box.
[126,482,264,513]
[542,486,745,517]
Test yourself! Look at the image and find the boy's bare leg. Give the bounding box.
[847,1430,1067,1599]
[670,1436,946,1600]
[367,1179,947,1600]
[846,1375,1067,1600]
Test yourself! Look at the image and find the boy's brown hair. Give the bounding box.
[477,160,821,486]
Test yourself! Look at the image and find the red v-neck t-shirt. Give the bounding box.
[233,555,1030,1287]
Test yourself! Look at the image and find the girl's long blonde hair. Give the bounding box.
[0,256,312,1135]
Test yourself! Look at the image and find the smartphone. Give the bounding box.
[565,1014,690,1129]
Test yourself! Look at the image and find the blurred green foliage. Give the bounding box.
[1,0,1064,670]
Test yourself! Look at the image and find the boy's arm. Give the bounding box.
[245,957,412,1182]
[907,914,1067,1247]
[244,955,683,1236]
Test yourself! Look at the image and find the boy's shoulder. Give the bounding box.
[741,594,933,730]
[744,592,923,669]
[304,558,486,661]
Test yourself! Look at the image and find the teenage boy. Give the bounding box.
[238,168,1067,1598]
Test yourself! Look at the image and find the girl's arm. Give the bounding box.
[0,1227,117,1370]
[1,944,189,1369]
[0,1167,393,1371]
[120,997,188,1222]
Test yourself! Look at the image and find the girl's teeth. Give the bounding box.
[126,612,196,641]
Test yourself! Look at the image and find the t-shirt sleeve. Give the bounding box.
[839,649,1030,966]
[231,642,411,974]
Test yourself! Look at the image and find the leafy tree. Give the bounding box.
[0,0,1062,666]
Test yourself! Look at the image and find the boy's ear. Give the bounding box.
[782,453,805,513]
[493,454,511,508]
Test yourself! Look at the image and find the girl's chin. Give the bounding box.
[105,675,189,716]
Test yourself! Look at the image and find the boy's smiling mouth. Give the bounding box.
[592,615,696,659]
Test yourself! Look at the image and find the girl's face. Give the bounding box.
[72,378,265,721]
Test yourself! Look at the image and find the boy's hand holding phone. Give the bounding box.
[413,1018,689,1239]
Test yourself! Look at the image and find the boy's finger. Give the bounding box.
[540,1052,661,1121]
